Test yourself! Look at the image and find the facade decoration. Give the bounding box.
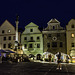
[42,18,67,62]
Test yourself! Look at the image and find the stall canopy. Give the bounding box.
[43,52,54,55]
[43,51,54,58]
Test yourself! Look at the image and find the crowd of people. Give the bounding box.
[0,52,70,71]
[1,55,30,63]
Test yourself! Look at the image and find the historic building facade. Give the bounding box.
[42,19,66,54]
[66,19,75,59]
[21,22,43,56]
[0,20,21,50]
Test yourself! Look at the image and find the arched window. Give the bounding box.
[71,25,74,28]
[53,26,55,29]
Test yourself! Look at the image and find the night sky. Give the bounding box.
[0,0,75,30]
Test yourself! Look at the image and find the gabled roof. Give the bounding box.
[48,18,60,23]
[25,22,38,28]
[68,19,75,25]
[0,19,15,29]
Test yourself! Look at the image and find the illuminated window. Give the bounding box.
[72,33,74,38]
[8,29,11,33]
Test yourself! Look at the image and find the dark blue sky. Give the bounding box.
[0,0,75,30]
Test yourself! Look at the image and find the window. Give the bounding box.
[24,44,27,48]
[8,29,11,33]
[9,36,11,40]
[3,44,6,48]
[29,44,33,48]
[72,33,74,38]
[48,34,51,37]
[37,37,40,40]
[71,43,74,47]
[57,33,60,37]
[64,33,66,37]
[47,43,50,48]
[30,37,33,40]
[13,36,16,40]
[30,29,33,32]
[2,30,5,33]
[4,37,6,41]
[14,47,17,51]
[52,42,57,47]
[71,25,74,28]
[8,43,11,48]
[37,44,40,48]
[24,37,27,40]
[60,42,63,47]
[53,26,55,29]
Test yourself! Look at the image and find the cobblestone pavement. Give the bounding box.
[0,62,75,75]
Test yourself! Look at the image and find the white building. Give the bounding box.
[21,22,43,56]
[0,20,20,50]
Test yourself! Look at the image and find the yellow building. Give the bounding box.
[66,19,75,63]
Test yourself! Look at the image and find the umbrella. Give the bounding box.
[5,50,15,53]
[0,49,6,53]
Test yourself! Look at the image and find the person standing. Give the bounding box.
[48,54,51,62]
[56,52,62,70]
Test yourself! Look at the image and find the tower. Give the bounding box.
[15,15,19,51]
[15,15,19,42]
